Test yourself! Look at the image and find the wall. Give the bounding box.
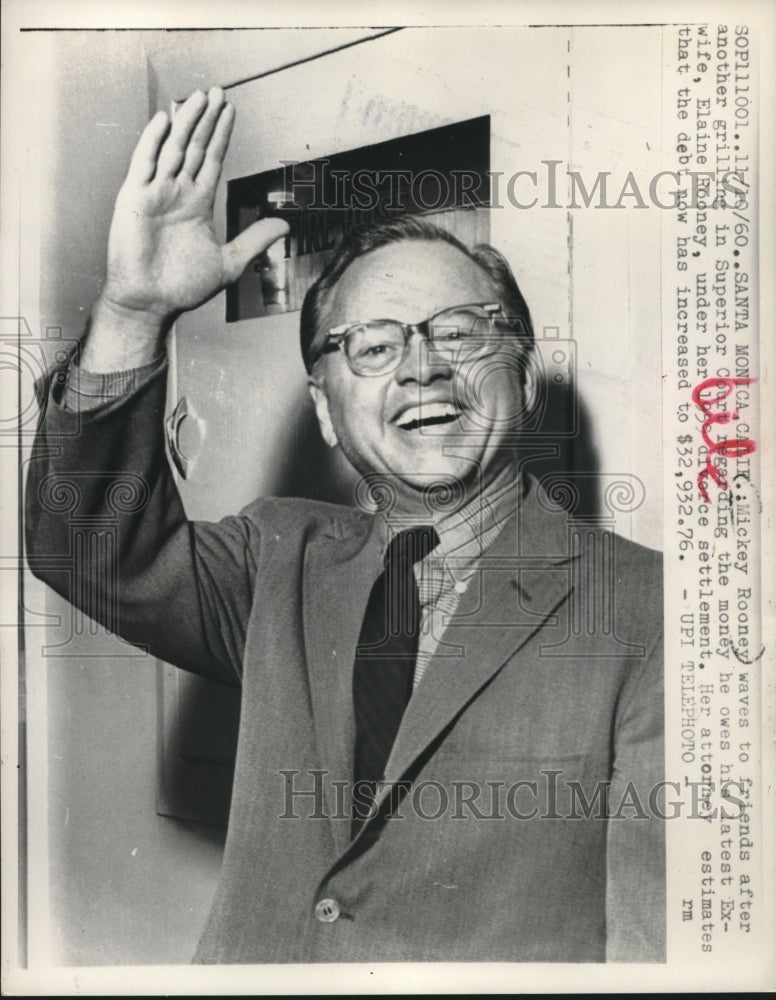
[27,30,225,966]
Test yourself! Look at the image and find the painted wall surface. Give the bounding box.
[29,30,226,966]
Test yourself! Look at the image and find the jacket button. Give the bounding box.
[314,898,341,923]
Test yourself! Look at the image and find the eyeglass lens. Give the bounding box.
[346,307,507,375]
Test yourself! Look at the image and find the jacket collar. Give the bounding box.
[302,510,381,850]
[377,475,574,804]
[302,475,575,850]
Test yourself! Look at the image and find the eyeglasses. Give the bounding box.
[314,302,524,377]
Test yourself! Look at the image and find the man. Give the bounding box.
[26,87,664,963]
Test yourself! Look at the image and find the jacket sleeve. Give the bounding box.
[605,625,666,962]
[24,354,258,685]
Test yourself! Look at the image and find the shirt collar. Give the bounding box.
[433,464,525,562]
[379,465,526,582]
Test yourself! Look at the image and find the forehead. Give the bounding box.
[324,239,497,329]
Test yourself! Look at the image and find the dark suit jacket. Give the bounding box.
[26,361,665,964]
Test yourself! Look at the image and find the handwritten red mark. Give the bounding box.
[692,377,757,502]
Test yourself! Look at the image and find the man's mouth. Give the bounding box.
[394,401,464,431]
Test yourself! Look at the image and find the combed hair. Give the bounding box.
[299,215,535,373]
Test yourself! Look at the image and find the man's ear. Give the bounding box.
[308,379,339,448]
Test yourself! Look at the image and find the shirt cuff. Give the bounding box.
[62,355,167,412]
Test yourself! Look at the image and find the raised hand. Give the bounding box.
[84,87,288,370]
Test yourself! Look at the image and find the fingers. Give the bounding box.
[181,86,227,179]
[195,101,236,197]
[126,87,232,188]
[221,218,290,284]
[126,111,170,184]
[155,89,209,178]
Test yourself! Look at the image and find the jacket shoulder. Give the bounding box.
[609,531,663,576]
[604,530,663,638]
[237,495,372,539]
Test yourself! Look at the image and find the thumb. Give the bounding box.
[221,217,290,283]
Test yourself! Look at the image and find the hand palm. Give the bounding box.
[102,88,287,321]
[107,176,226,316]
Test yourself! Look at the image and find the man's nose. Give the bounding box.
[394,330,453,384]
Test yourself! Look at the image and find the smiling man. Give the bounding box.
[26,88,665,964]
[303,230,534,509]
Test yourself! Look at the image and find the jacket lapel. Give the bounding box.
[377,480,576,805]
[302,511,383,851]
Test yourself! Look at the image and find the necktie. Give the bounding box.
[351,525,439,834]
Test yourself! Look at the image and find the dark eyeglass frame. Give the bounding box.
[312,302,521,377]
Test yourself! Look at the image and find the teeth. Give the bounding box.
[396,402,461,429]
